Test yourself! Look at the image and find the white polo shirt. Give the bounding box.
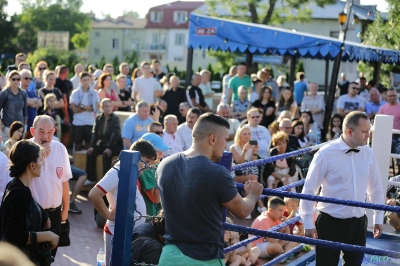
[176,123,193,151]
[29,140,72,209]
[96,164,146,235]
[162,131,183,157]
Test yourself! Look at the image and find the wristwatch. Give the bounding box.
[80,104,84,109]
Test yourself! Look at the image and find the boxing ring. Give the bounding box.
[111,114,400,266]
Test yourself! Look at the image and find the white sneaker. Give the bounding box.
[84,180,96,186]
[244,214,252,220]
[257,207,267,213]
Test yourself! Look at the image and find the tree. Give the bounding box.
[16,0,91,52]
[296,60,305,74]
[123,10,140,19]
[0,0,18,53]
[112,56,120,73]
[358,1,400,87]
[125,49,139,64]
[99,56,106,70]
[26,47,80,71]
[204,0,336,70]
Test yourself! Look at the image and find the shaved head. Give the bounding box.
[193,113,230,140]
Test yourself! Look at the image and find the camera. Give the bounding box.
[37,242,54,266]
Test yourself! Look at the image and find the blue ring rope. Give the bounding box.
[223,216,301,253]
[262,244,305,266]
[259,180,305,200]
[223,223,400,259]
[236,183,400,213]
[231,147,314,171]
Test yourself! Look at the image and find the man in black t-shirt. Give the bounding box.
[337,73,350,96]
[162,75,186,118]
[187,73,212,113]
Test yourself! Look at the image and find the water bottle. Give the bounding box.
[97,248,105,266]
[316,128,321,145]
[308,128,315,145]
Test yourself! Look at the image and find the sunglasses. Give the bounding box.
[11,78,21,81]
[39,67,47,70]
[24,77,32,80]
[251,116,260,119]
[154,131,163,135]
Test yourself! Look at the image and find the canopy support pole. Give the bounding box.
[322,52,343,141]
[373,62,382,85]
[245,51,253,75]
[185,47,194,87]
[324,59,329,103]
[289,56,297,88]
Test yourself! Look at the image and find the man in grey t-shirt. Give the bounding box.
[157,112,263,265]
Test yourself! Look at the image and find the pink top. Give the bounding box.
[378,103,400,130]
[99,89,118,110]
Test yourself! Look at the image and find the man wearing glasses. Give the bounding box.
[247,108,271,158]
[336,81,365,118]
[378,89,400,174]
[20,69,42,133]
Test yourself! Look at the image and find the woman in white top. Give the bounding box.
[275,87,297,118]
[300,82,325,128]
[300,111,319,145]
[230,126,267,215]
[291,120,309,148]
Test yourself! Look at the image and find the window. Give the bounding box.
[150,54,162,60]
[174,56,183,62]
[94,48,100,56]
[111,38,119,50]
[150,11,163,23]
[151,33,166,49]
[175,33,185,46]
[330,31,340,38]
[95,32,100,38]
[173,11,188,24]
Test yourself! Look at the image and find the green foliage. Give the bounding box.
[172,66,179,75]
[165,63,170,73]
[132,61,138,70]
[15,0,91,52]
[207,50,240,74]
[123,10,140,19]
[296,60,305,74]
[26,48,80,71]
[112,56,120,73]
[0,0,18,53]
[99,56,106,70]
[358,2,400,87]
[179,70,186,80]
[125,49,139,64]
[197,66,202,73]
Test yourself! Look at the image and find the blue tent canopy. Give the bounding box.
[188,14,400,65]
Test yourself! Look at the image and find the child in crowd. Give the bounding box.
[225,218,260,266]
[251,197,299,263]
[41,93,61,139]
[4,121,24,150]
[283,198,304,236]
[328,114,343,140]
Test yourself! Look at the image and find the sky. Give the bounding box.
[4,0,389,19]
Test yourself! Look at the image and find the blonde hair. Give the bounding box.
[33,61,48,77]
[284,197,299,204]
[43,93,57,109]
[234,125,251,147]
[278,110,291,121]
[43,70,56,87]
[4,70,21,88]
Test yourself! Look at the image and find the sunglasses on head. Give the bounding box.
[23,77,32,80]
[39,67,47,70]
[11,78,21,81]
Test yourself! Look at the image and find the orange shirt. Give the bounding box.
[250,212,282,246]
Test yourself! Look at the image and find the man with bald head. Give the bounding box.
[162,114,183,157]
[216,103,240,150]
[70,63,84,90]
[365,88,385,119]
[157,112,263,265]
[29,115,72,257]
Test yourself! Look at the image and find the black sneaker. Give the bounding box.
[69,201,82,214]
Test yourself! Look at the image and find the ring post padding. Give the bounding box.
[215,151,233,223]
[370,115,393,227]
[111,150,140,266]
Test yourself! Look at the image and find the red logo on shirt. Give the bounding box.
[56,167,63,179]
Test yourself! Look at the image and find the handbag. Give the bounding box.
[59,219,70,247]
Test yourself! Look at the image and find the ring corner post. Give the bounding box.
[216,151,233,222]
[369,114,393,227]
[111,150,141,266]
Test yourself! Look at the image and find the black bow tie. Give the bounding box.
[346,149,360,154]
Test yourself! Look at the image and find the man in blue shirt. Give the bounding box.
[365,88,386,119]
[294,73,308,106]
[122,101,153,149]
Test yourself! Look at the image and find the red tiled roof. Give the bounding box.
[145,1,204,29]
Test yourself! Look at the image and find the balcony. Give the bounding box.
[141,43,167,52]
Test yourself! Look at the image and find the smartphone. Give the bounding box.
[249,140,258,145]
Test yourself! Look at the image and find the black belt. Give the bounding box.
[45,205,61,213]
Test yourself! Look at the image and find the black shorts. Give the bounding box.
[71,165,86,181]
[72,125,92,144]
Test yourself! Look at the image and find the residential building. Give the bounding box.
[144,1,215,70]
[87,12,146,65]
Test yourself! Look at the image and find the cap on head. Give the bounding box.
[140,133,170,152]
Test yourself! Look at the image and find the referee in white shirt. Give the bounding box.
[29,115,72,257]
[299,111,384,266]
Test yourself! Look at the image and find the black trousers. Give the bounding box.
[45,206,62,257]
[315,212,367,266]
[86,145,121,181]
